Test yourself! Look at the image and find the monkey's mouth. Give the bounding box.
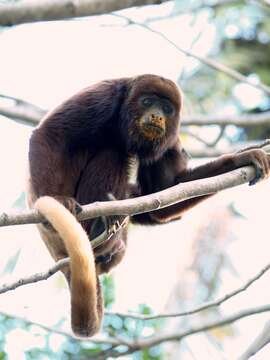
[145,122,164,133]
[141,122,165,140]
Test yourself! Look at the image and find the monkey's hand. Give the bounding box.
[230,147,270,186]
[42,196,82,231]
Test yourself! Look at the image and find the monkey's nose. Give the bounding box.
[150,112,165,123]
[147,112,166,131]
[141,111,166,138]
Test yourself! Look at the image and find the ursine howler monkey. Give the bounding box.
[27,74,270,337]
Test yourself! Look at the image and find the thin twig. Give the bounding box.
[0,258,69,294]
[0,309,123,346]
[1,304,270,358]
[105,262,270,320]
[0,216,129,294]
[113,13,270,96]
[135,304,270,350]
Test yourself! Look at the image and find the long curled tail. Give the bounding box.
[35,196,102,337]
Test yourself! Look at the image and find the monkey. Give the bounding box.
[27,74,270,337]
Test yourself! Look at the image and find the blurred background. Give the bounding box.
[0,0,270,359]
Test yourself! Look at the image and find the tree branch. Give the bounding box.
[0,142,269,302]
[239,320,270,359]
[0,258,69,295]
[0,0,169,27]
[2,93,270,129]
[0,104,43,126]
[1,142,270,228]
[0,216,129,294]
[0,94,45,126]
[3,104,270,128]
[105,261,270,320]
[0,309,123,346]
[113,13,270,96]
[133,305,270,351]
[183,111,270,127]
[1,305,270,358]
[0,138,267,356]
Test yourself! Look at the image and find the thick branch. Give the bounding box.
[0,94,46,126]
[0,104,43,126]
[0,0,168,27]
[3,105,270,128]
[2,93,270,129]
[1,142,270,228]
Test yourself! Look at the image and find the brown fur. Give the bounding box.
[27,74,270,337]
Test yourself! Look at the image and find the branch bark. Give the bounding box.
[0,0,168,27]
[0,142,270,355]
[239,320,270,359]
[0,94,46,126]
[0,104,43,126]
[1,142,270,228]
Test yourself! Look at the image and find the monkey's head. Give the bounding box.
[120,74,182,161]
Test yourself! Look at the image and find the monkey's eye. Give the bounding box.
[141,97,153,107]
[162,103,174,115]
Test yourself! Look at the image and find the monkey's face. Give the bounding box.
[136,94,175,141]
[119,74,182,160]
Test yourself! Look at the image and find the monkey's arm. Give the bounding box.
[133,140,270,224]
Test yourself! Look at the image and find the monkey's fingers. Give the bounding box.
[249,160,263,186]
[233,149,270,186]
[247,151,270,186]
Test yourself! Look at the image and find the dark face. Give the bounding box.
[136,94,176,141]
[119,75,182,161]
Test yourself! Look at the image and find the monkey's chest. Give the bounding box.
[75,150,138,204]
